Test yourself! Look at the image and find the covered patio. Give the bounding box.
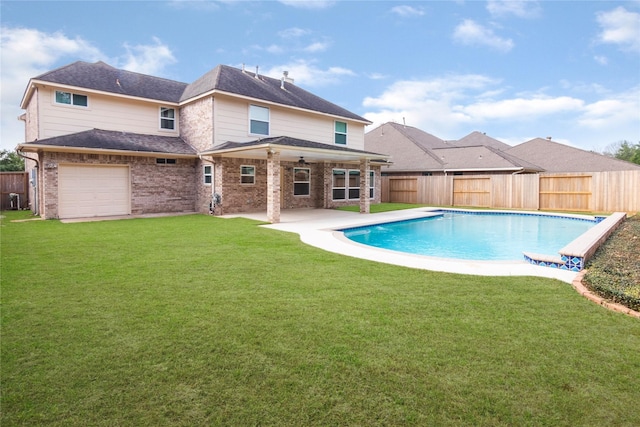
[200,136,391,223]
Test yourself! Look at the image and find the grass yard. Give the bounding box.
[1,210,639,426]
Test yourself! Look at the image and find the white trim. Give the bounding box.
[240,164,256,185]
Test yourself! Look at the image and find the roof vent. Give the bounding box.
[546,136,552,140]
[283,70,294,84]
[255,65,260,79]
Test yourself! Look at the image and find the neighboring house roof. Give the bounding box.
[364,123,445,173]
[431,145,543,173]
[19,129,197,156]
[23,61,369,123]
[449,131,512,151]
[25,61,188,105]
[202,135,390,163]
[505,138,640,172]
[364,122,539,173]
[180,65,370,123]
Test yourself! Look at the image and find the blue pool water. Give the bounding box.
[342,212,597,261]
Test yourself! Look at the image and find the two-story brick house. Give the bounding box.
[17,61,389,222]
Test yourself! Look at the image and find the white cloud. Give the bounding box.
[0,27,178,150]
[452,19,514,52]
[303,41,330,53]
[486,0,541,19]
[596,6,640,53]
[0,27,105,149]
[577,86,640,129]
[458,96,585,120]
[120,37,176,75]
[593,55,609,65]
[278,27,310,38]
[390,5,425,17]
[361,75,640,148]
[278,0,335,9]
[262,59,355,87]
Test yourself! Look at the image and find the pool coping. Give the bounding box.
[249,207,624,284]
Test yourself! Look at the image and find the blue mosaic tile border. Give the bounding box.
[434,209,597,224]
[523,253,584,272]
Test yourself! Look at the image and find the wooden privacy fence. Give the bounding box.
[0,172,29,210]
[381,170,640,213]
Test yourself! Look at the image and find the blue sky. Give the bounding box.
[1,0,638,153]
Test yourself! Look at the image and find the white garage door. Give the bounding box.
[58,165,130,219]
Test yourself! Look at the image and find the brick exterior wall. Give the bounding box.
[179,97,213,153]
[211,157,381,215]
[38,152,196,219]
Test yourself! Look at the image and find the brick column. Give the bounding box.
[359,158,370,214]
[267,150,281,223]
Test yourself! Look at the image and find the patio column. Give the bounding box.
[359,158,370,214]
[266,149,281,223]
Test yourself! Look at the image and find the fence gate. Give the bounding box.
[0,172,29,210]
[539,174,592,211]
[453,177,491,207]
[388,177,418,203]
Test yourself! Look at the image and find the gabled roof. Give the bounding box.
[450,131,512,151]
[18,129,197,156]
[25,61,188,105]
[431,145,543,172]
[201,135,389,164]
[505,138,640,172]
[364,122,538,173]
[23,61,369,123]
[180,65,370,122]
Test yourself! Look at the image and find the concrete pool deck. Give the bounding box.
[222,208,588,284]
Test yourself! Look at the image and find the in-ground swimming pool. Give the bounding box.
[341,211,597,261]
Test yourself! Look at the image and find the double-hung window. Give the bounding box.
[332,169,371,200]
[241,165,255,184]
[332,169,346,200]
[249,105,269,135]
[203,165,213,185]
[369,171,375,199]
[55,90,88,107]
[293,168,310,196]
[348,170,360,199]
[160,107,176,130]
[334,121,347,145]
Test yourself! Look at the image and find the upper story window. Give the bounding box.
[160,107,176,130]
[55,90,88,107]
[335,121,347,145]
[249,105,269,136]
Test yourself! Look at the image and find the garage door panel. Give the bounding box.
[58,165,130,219]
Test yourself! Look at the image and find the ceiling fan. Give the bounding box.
[297,156,310,165]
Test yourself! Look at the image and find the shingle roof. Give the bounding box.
[180,65,369,122]
[207,135,386,157]
[364,123,444,172]
[364,123,539,173]
[506,138,640,172]
[450,131,512,151]
[30,61,369,122]
[431,145,543,172]
[33,61,188,103]
[21,129,197,155]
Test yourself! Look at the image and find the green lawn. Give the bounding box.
[2,211,639,426]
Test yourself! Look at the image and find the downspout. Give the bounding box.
[16,148,39,215]
[199,155,218,214]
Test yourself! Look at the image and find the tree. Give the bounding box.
[603,140,640,165]
[0,150,25,172]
